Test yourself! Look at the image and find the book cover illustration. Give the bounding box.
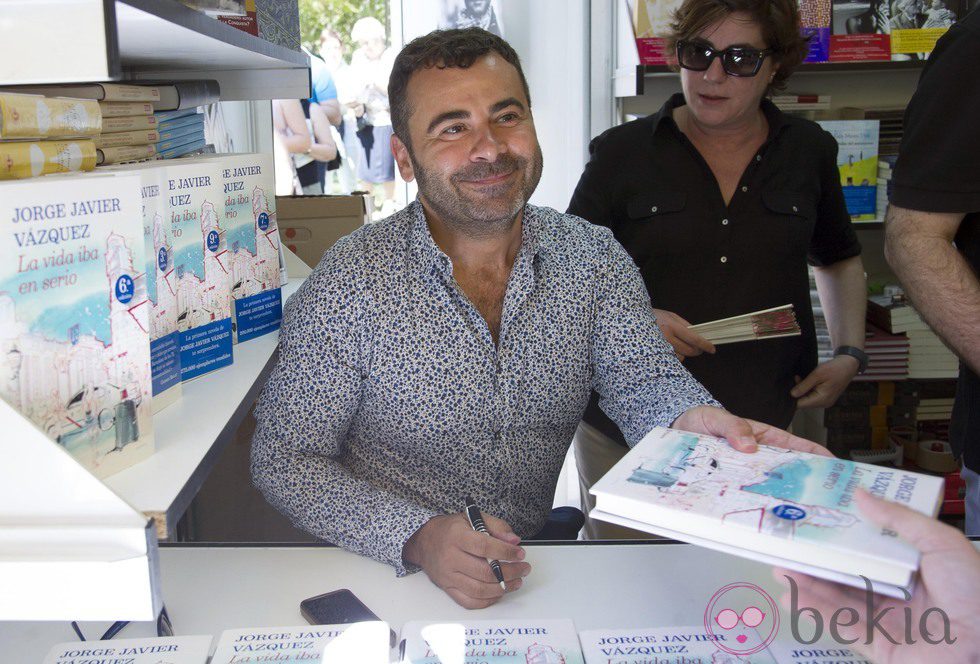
[593,429,941,567]
[210,624,390,663]
[215,153,283,343]
[165,161,233,381]
[0,174,153,478]
[799,0,832,62]
[816,120,880,221]
[401,619,584,664]
[890,0,961,59]
[579,626,778,663]
[43,635,212,664]
[626,0,684,65]
[831,0,892,61]
[130,166,183,409]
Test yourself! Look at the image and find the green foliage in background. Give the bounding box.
[298,0,389,55]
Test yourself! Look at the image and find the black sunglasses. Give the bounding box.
[676,40,773,77]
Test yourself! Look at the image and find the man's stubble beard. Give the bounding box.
[411,145,544,239]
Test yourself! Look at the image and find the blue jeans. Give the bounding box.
[962,464,980,537]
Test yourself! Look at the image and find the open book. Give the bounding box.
[590,428,944,599]
[688,304,801,345]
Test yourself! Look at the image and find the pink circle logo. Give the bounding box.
[704,582,779,656]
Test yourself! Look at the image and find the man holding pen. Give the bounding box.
[251,28,826,609]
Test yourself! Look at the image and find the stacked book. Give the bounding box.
[153,108,206,160]
[824,382,919,457]
[854,323,910,381]
[867,292,959,379]
[877,154,898,216]
[809,267,834,364]
[688,304,800,344]
[771,93,831,115]
[2,80,218,167]
[0,91,99,179]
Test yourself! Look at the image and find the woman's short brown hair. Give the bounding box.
[666,0,810,92]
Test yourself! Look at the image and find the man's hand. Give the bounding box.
[775,491,980,664]
[652,309,716,361]
[672,405,833,457]
[402,513,530,609]
[792,356,860,408]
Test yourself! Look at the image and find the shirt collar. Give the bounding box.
[651,92,789,140]
[408,198,551,277]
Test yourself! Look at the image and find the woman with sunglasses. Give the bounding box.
[568,0,867,539]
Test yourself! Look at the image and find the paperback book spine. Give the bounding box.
[0,139,97,179]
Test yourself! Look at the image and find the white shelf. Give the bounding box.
[103,279,302,540]
[0,0,310,100]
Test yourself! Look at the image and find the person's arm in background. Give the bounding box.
[275,99,312,154]
[308,102,338,162]
[793,129,865,408]
[885,208,980,374]
[568,131,714,360]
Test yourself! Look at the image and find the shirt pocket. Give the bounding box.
[623,191,690,262]
[761,190,816,254]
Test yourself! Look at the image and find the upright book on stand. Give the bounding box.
[400,619,584,664]
[0,173,154,478]
[590,428,944,598]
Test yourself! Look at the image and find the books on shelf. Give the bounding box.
[95,129,161,149]
[203,153,283,343]
[771,93,831,111]
[3,83,161,102]
[799,0,832,62]
[179,0,258,37]
[162,159,233,381]
[401,619,584,664]
[0,139,97,179]
[98,100,155,118]
[817,120,880,222]
[0,93,101,139]
[625,0,684,65]
[0,173,154,478]
[102,114,158,133]
[43,635,212,664]
[688,304,801,344]
[590,427,944,598]
[97,144,157,166]
[867,292,958,379]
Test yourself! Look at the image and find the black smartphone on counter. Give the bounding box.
[299,589,396,647]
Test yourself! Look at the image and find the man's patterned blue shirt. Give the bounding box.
[251,201,717,574]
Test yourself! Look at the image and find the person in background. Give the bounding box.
[320,27,360,193]
[777,491,980,664]
[251,27,828,610]
[271,99,335,196]
[349,16,397,216]
[884,6,980,536]
[305,44,342,192]
[567,0,867,539]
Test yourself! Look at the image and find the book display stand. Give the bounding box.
[0,0,309,622]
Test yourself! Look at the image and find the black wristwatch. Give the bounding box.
[834,345,869,374]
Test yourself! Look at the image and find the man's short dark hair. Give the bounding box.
[388,28,531,150]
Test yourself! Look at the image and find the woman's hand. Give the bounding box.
[653,309,716,361]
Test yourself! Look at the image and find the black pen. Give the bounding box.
[464,496,506,590]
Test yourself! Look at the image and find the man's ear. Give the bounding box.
[391,133,415,183]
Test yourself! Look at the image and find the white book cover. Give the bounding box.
[591,428,943,597]
[43,635,211,664]
[0,173,154,478]
[211,624,391,663]
[400,619,584,664]
[99,163,183,412]
[213,153,283,343]
[579,626,778,663]
[164,160,233,381]
[767,641,873,663]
